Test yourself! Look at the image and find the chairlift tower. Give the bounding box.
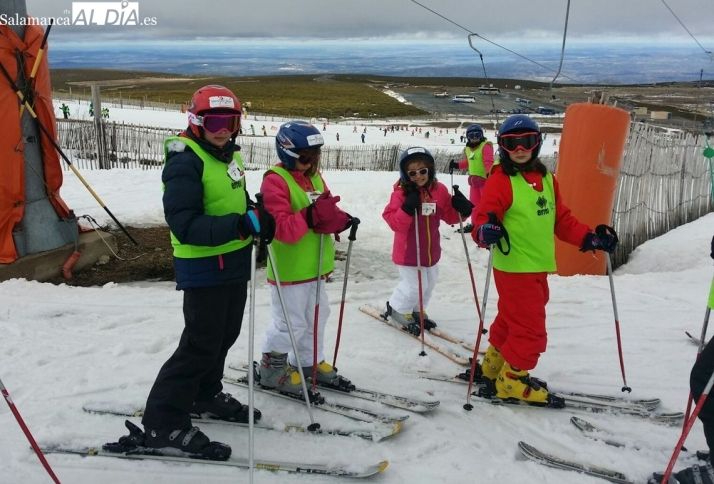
[0,0,78,257]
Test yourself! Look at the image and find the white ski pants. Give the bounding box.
[388,265,439,315]
[262,281,330,368]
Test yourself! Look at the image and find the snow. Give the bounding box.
[2,106,713,484]
[51,97,563,155]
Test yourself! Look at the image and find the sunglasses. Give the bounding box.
[407,167,429,178]
[499,131,540,154]
[201,113,241,134]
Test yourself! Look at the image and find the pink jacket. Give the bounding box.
[260,166,330,244]
[382,180,461,267]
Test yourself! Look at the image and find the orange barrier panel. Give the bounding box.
[555,103,630,276]
[0,24,71,263]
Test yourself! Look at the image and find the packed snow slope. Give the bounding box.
[1,166,712,483]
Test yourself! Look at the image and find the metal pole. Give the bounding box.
[266,245,320,429]
[332,219,360,367]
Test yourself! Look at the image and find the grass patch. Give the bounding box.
[51,69,427,118]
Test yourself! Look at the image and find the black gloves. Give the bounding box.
[580,224,618,253]
[401,184,421,215]
[448,159,459,174]
[451,186,474,217]
[477,223,504,246]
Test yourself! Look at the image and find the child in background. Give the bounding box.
[259,120,355,396]
[448,123,495,233]
[472,114,618,405]
[382,147,473,334]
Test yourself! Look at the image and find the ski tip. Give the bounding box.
[377,460,390,473]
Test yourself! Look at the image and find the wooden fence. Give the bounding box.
[55,119,712,267]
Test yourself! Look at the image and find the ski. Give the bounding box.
[518,441,633,484]
[424,326,485,354]
[222,375,410,425]
[228,364,440,414]
[417,371,661,410]
[82,405,401,442]
[570,416,629,448]
[470,386,683,424]
[418,372,680,423]
[42,444,389,478]
[358,304,471,366]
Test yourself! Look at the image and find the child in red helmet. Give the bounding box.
[140,85,274,459]
[472,114,618,406]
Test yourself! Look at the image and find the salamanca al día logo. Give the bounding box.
[0,2,158,27]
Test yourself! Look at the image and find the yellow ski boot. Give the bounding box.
[495,363,561,407]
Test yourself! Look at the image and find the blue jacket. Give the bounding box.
[162,138,252,290]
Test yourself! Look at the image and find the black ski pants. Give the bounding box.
[142,282,248,430]
[691,337,714,455]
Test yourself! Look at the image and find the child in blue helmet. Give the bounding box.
[259,120,355,397]
[382,147,474,334]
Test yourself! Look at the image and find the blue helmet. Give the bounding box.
[398,146,435,183]
[497,114,542,160]
[275,121,325,169]
[466,124,484,141]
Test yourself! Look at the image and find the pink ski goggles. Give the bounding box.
[190,112,241,134]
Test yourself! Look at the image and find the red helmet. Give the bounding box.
[187,85,241,137]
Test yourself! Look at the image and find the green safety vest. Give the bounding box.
[464,141,492,178]
[265,166,335,283]
[493,173,557,273]
[708,276,714,310]
[164,136,250,258]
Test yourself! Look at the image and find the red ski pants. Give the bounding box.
[488,270,550,371]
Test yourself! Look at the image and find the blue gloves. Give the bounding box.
[477,223,503,246]
[238,208,276,244]
[580,224,618,253]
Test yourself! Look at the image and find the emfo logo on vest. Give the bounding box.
[536,195,550,216]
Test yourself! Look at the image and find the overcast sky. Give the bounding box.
[17,0,714,44]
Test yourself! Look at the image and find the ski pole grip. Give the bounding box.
[348,217,360,241]
[448,158,454,175]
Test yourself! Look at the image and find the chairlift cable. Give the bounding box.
[549,0,571,91]
[468,35,499,130]
[409,0,579,82]
[659,0,712,59]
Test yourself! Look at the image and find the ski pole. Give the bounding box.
[265,244,320,430]
[464,246,494,411]
[332,218,361,368]
[682,273,714,425]
[0,61,138,246]
[311,234,325,393]
[414,206,427,357]
[604,245,632,393]
[1,377,61,484]
[19,19,53,118]
[660,365,714,484]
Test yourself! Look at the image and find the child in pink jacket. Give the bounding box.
[382,147,473,334]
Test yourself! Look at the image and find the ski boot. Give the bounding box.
[384,302,421,336]
[495,363,563,407]
[411,311,437,331]
[193,391,262,423]
[259,352,304,396]
[649,463,714,484]
[140,421,231,460]
[303,361,355,392]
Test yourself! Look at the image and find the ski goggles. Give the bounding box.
[189,112,241,134]
[296,148,321,165]
[407,167,429,178]
[466,132,482,141]
[498,131,541,154]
